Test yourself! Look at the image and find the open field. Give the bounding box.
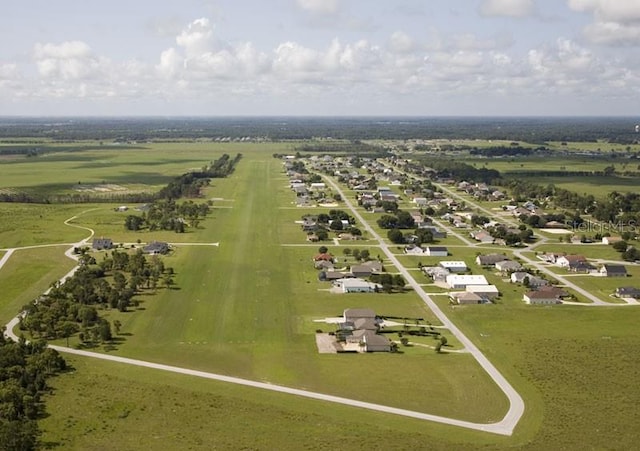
[3,141,640,449]
[0,246,75,323]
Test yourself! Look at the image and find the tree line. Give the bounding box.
[19,247,174,344]
[0,335,67,451]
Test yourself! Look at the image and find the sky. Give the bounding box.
[1,0,640,116]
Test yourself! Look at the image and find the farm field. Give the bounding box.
[3,141,640,449]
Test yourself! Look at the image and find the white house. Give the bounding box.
[466,284,500,299]
[523,291,560,305]
[333,278,380,293]
[445,274,488,289]
[438,261,468,273]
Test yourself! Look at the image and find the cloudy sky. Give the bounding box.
[1,0,639,116]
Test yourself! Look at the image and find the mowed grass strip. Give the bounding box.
[73,148,509,423]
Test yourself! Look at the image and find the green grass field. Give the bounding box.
[2,142,640,449]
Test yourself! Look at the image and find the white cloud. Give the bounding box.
[389,31,414,54]
[296,0,339,15]
[568,0,640,46]
[33,41,106,80]
[479,0,534,18]
[176,18,215,57]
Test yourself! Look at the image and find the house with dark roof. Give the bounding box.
[425,246,448,257]
[143,241,170,255]
[338,309,391,352]
[92,238,113,250]
[476,253,509,266]
[599,264,628,277]
[615,287,640,298]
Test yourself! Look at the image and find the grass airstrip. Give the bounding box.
[2,142,640,449]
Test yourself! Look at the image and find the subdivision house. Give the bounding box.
[510,272,549,288]
[92,237,113,250]
[404,245,426,255]
[349,265,374,278]
[556,254,586,268]
[615,287,640,298]
[599,264,628,277]
[438,261,467,273]
[445,274,488,289]
[476,254,509,266]
[425,246,448,257]
[523,291,561,305]
[449,291,484,305]
[333,278,380,293]
[495,260,523,273]
[602,236,624,245]
[465,284,500,300]
[339,309,391,352]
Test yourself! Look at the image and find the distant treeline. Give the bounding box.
[2,117,637,142]
[0,153,242,204]
[469,146,545,157]
[0,144,144,156]
[293,141,390,157]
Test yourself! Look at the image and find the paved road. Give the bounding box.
[323,175,525,436]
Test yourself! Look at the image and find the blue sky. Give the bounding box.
[1,0,639,116]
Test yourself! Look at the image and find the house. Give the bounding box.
[556,255,586,268]
[568,261,595,273]
[318,270,347,281]
[404,245,426,255]
[466,284,500,300]
[361,260,384,273]
[422,266,450,281]
[333,278,380,293]
[445,274,488,289]
[350,265,374,278]
[413,197,428,206]
[523,291,561,305]
[361,330,392,352]
[438,261,468,273]
[314,253,334,262]
[602,236,624,245]
[510,272,548,288]
[143,241,169,255]
[425,246,448,257]
[615,287,640,298]
[476,254,509,266]
[310,182,326,190]
[470,230,494,243]
[535,286,569,298]
[343,308,377,323]
[495,260,523,273]
[449,291,484,305]
[115,206,129,212]
[314,260,335,271]
[92,237,113,250]
[599,264,628,277]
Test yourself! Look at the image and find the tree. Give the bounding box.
[387,229,404,244]
[393,274,406,289]
[318,245,329,254]
[124,215,144,231]
[342,248,352,257]
[113,320,122,335]
[329,219,343,231]
[360,249,370,261]
[352,249,361,261]
[612,240,629,252]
